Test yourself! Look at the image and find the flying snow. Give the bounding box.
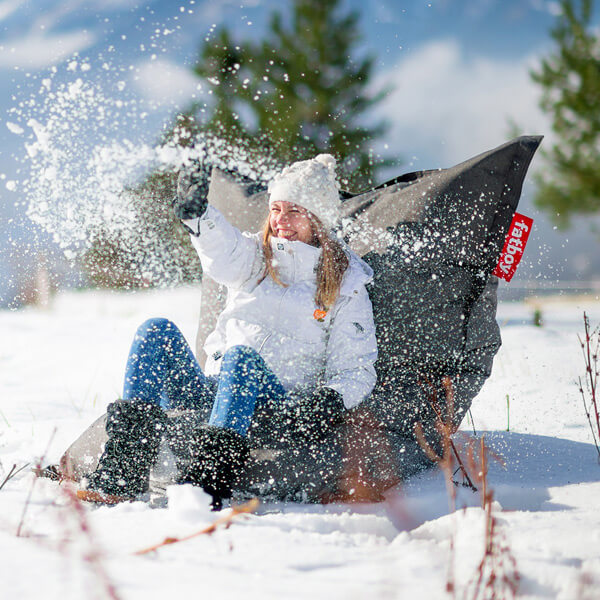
[6,121,24,135]
[11,63,280,287]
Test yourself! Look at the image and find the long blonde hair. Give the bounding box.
[261,214,349,310]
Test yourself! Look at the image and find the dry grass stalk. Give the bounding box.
[415,377,478,492]
[464,436,520,600]
[575,570,600,600]
[16,428,56,536]
[415,379,517,598]
[134,497,259,556]
[415,376,469,597]
[578,312,600,461]
[0,463,30,491]
[60,484,123,600]
[415,380,520,599]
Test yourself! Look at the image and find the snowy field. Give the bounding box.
[1,286,599,600]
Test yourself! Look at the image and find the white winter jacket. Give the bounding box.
[185,205,378,409]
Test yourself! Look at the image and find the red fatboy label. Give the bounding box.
[492,213,533,282]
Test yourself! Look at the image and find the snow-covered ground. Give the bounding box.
[1,287,599,599]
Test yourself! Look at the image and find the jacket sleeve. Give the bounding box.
[183,205,265,290]
[323,287,378,410]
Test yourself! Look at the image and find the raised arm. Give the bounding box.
[173,165,264,289]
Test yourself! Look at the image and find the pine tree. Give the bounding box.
[184,0,392,190]
[531,0,600,228]
[81,0,392,289]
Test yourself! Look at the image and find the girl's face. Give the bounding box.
[269,201,315,244]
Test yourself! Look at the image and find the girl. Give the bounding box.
[78,154,378,507]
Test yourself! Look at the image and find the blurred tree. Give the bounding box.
[531,0,600,228]
[81,0,393,289]
[176,0,393,190]
[81,170,201,290]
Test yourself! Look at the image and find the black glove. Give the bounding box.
[283,387,346,440]
[172,160,211,221]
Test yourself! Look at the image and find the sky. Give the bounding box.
[0,0,599,306]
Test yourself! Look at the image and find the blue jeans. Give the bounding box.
[123,318,287,436]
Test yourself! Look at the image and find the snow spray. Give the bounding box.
[8,62,278,286]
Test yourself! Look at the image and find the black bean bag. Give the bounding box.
[353,135,543,485]
[237,135,543,499]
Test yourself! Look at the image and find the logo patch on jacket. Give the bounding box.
[353,322,364,333]
[313,309,328,322]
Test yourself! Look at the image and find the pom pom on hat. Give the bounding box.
[314,153,337,173]
[268,154,341,228]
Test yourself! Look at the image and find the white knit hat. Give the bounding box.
[268,154,341,229]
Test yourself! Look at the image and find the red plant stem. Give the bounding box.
[425,390,477,491]
[584,314,600,438]
[16,428,56,536]
[480,436,487,511]
[0,462,30,491]
[61,485,122,600]
[449,439,477,490]
[0,464,17,491]
[579,376,600,456]
[581,313,600,457]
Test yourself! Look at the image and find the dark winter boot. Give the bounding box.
[177,425,250,510]
[78,399,166,503]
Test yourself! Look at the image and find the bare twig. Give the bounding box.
[468,409,477,436]
[578,312,600,462]
[575,569,600,600]
[134,498,259,556]
[16,428,56,536]
[0,463,30,491]
[417,377,477,491]
[415,377,462,597]
[464,436,520,600]
[60,484,122,600]
[579,376,600,454]
[0,408,10,428]
[417,380,519,599]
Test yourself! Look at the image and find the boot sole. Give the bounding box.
[76,489,133,504]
